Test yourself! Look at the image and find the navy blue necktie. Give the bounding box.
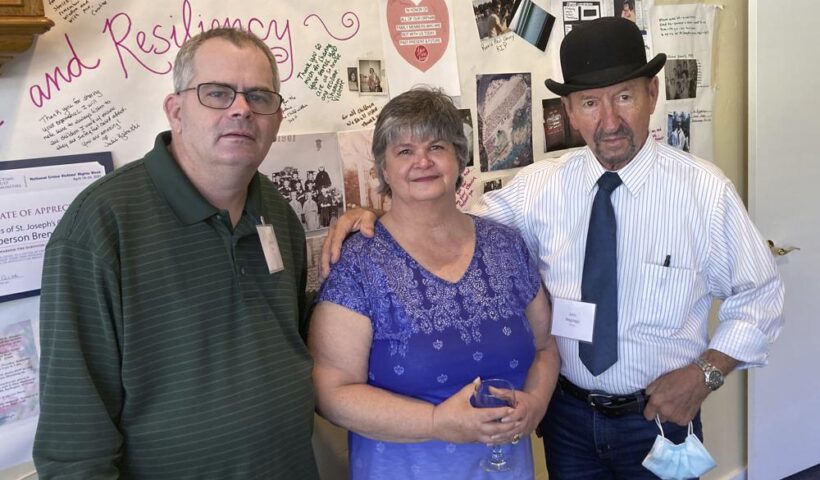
[579,171,622,376]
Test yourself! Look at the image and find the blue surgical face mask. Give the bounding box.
[641,416,716,480]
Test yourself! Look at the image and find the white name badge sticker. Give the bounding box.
[257,218,284,274]
[551,297,596,343]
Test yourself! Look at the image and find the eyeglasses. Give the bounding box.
[177,83,283,115]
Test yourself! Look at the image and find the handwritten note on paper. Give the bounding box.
[481,32,514,53]
[282,96,309,124]
[691,109,712,124]
[341,102,380,128]
[455,167,478,211]
[38,90,140,151]
[657,15,710,38]
[0,320,39,426]
[47,0,110,24]
[296,43,344,102]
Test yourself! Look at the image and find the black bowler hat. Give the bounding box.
[545,16,666,96]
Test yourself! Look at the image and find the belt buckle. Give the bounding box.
[587,392,615,410]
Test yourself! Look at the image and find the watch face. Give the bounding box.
[706,370,724,389]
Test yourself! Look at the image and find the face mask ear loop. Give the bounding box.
[654,415,665,437]
[687,422,694,437]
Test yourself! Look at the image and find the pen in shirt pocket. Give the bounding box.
[663,254,671,267]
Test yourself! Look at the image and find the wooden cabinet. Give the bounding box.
[0,0,54,73]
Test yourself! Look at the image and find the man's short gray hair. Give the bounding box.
[173,27,280,93]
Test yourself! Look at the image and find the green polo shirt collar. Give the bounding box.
[144,131,264,226]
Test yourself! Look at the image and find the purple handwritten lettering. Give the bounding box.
[101,0,295,82]
[151,25,173,54]
[267,21,293,82]
[166,0,197,48]
[303,11,360,41]
[28,34,102,108]
[103,12,174,78]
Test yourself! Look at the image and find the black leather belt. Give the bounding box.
[558,376,648,417]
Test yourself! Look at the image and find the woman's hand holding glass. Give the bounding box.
[472,378,520,472]
[428,378,518,445]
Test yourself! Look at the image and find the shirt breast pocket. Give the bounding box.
[638,262,696,331]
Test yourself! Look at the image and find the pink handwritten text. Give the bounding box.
[102,0,294,81]
[26,2,364,109]
[28,34,102,108]
[455,168,477,210]
[303,11,360,41]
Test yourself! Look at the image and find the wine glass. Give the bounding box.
[473,378,517,472]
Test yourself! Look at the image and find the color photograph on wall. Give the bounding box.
[476,72,533,172]
[542,98,585,152]
[667,111,692,152]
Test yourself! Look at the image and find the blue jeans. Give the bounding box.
[540,384,703,479]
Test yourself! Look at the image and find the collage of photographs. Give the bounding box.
[262,0,709,287]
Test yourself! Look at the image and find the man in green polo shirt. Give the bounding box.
[33,28,319,479]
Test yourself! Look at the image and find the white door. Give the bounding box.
[748,2,820,479]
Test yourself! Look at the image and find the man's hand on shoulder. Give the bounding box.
[320,208,379,279]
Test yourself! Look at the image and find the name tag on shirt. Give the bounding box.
[257,223,284,274]
[551,298,595,343]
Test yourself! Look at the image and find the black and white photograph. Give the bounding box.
[347,67,359,92]
[458,108,475,167]
[483,178,503,193]
[357,59,386,95]
[305,235,326,292]
[667,111,691,152]
[259,133,345,235]
[665,59,698,100]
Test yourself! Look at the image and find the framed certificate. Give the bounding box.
[0,152,113,303]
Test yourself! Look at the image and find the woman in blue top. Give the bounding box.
[310,88,560,479]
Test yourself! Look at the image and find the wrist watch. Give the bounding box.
[694,356,725,391]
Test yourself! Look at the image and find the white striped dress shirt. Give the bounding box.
[475,139,784,394]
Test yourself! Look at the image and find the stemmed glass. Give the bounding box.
[473,378,517,472]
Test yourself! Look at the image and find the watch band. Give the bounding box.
[694,356,710,371]
[694,356,724,391]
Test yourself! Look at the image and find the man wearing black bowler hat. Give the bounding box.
[320,16,783,478]
[507,17,782,478]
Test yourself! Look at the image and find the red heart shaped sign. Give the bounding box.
[386,0,450,72]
